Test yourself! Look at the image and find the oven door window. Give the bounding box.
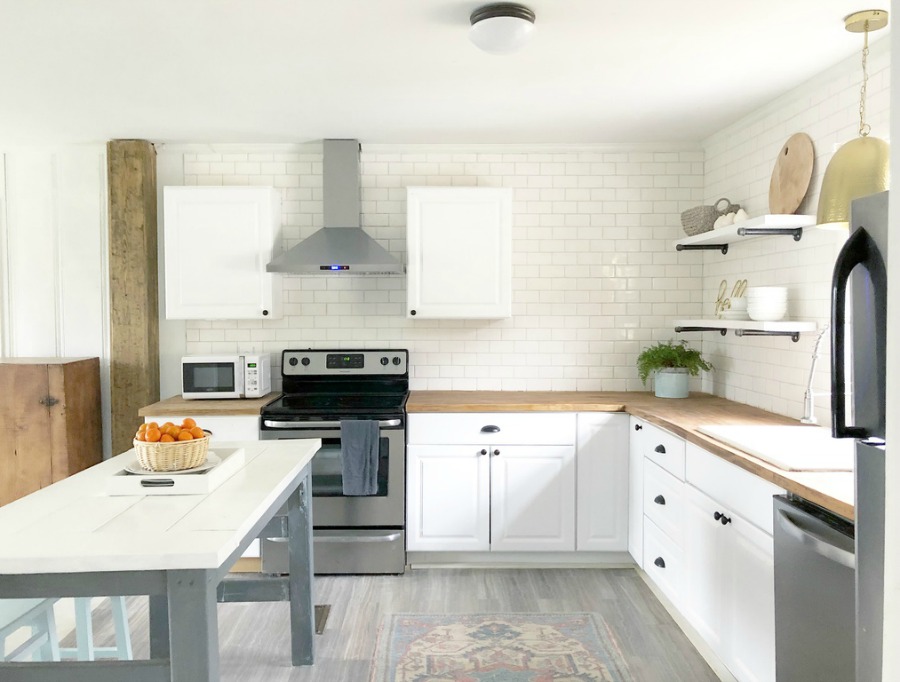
[311,437,389,497]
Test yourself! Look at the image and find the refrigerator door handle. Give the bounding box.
[776,509,856,569]
[831,226,886,439]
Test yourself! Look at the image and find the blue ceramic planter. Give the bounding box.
[654,368,689,399]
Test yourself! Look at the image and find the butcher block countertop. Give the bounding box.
[407,391,854,520]
[138,393,279,417]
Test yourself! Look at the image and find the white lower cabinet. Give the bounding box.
[406,444,490,551]
[406,413,577,552]
[576,413,629,551]
[682,484,776,682]
[142,414,260,443]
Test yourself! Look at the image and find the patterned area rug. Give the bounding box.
[370,613,632,681]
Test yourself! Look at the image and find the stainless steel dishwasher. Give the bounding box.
[773,495,856,681]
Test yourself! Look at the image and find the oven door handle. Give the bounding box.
[263,419,401,429]
[266,532,403,544]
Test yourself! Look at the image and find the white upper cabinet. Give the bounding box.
[406,187,512,319]
[163,186,282,320]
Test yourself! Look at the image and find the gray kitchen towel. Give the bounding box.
[340,419,379,496]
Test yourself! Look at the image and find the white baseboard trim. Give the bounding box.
[408,551,635,568]
[636,569,737,682]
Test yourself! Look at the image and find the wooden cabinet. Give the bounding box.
[0,358,102,506]
[163,186,282,320]
[575,413,629,551]
[406,187,512,319]
[406,413,576,552]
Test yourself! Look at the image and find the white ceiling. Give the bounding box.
[0,0,889,146]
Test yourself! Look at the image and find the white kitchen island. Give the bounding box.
[0,439,320,682]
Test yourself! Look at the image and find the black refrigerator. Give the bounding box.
[831,190,888,682]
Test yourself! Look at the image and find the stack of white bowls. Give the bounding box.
[747,287,788,321]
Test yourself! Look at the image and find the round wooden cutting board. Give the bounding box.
[768,133,814,214]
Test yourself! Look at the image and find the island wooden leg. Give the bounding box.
[288,470,315,665]
[148,594,169,659]
[167,569,219,681]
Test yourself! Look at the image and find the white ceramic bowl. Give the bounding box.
[730,296,747,311]
[747,304,787,321]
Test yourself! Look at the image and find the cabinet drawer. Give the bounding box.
[685,443,785,535]
[643,518,683,607]
[408,413,575,446]
[643,423,686,480]
[144,415,259,442]
[643,459,684,545]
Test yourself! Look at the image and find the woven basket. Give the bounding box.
[133,436,210,472]
[681,198,741,236]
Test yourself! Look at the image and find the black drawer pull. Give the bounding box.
[654,494,666,505]
[479,449,488,456]
[481,425,501,433]
[492,449,501,456]
[634,423,643,431]
[654,444,666,454]
[714,511,732,526]
[654,556,666,569]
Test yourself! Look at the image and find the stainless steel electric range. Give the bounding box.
[259,349,408,574]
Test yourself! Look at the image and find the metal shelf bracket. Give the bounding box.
[736,226,803,242]
[675,243,729,255]
[675,326,728,336]
[735,329,802,342]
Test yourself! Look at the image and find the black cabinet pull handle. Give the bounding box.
[492,449,500,456]
[720,515,732,526]
[262,309,269,316]
[654,557,666,568]
[481,425,501,433]
[410,309,417,316]
[479,449,488,456]
[714,511,722,521]
[714,511,732,526]
[634,424,643,431]
[654,444,666,454]
[654,494,666,505]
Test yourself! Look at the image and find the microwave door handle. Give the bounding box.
[831,227,885,439]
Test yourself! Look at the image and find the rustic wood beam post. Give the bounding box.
[107,140,160,455]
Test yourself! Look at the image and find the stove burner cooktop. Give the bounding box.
[262,392,408,418]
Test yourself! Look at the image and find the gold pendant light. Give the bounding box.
[816,9,890,229]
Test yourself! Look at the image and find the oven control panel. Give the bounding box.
[282,349,408,376]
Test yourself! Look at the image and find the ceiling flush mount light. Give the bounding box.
[816,9,890,229]
[469,3,536,55]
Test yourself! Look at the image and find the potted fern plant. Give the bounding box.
[636,340,713,398]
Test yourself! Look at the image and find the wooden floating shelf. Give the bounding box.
[674,215,818,253]
[674,319,818,343]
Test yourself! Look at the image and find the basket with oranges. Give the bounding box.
[133,418,210,472]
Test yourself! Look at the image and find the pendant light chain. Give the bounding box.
[858,20,871,137]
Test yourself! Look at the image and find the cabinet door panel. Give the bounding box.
[164,186,280,320]
[576,413,628,551]
[407,187,512,319]
[681,485,726,654]
[407,445,490,551]
[0,364,52,504]
[628,417,644,564]
[643,459,685,544]
[490,445,575,551]
[725,517,776,682]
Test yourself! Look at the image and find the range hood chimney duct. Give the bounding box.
[266,139,404,274]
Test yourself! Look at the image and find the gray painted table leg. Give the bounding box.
[148,594,169,659]
[288,471,315,665]
[167,569,219,682]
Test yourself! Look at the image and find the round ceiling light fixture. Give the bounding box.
[469,3,536,55]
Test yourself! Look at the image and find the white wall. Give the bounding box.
[160,143,706,394]
[0,148,112,458]
[697,38,890,424]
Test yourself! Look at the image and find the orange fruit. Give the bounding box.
[162,421,175,431]
[160,433,175,443]
[181,417,197,429]
[138,423,149,433]
[145,428,162,442]
[177,430,194,441]
[135,431,146,441]
[189,426,205,439]
[146,422,159,431]
[165,424,181,437]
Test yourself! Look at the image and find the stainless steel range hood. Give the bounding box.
[266,139,404,275]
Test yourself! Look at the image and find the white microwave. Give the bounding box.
[181,354,271,400]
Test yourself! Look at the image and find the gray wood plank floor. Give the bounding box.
[81,568,718,681]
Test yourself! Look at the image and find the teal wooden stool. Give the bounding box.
[60,596,133,661]
[0,598,60,662]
